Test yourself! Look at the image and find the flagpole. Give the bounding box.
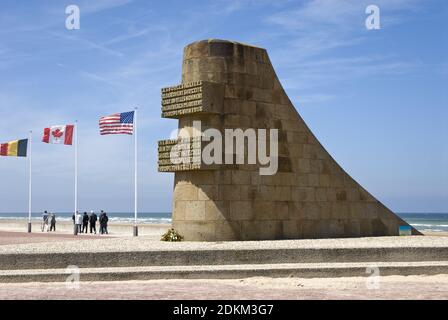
[133,107,138,237]
[27,131,32,233]
[75,120,78,220]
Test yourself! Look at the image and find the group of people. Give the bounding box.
[40,210,109,235]
[41,211,56,232]
[72,210,109,235]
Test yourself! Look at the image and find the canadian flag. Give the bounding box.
[42,125,74,145]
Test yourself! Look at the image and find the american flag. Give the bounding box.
[99,111,134,135]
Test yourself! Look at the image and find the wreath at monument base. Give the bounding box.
[161,228,184,242]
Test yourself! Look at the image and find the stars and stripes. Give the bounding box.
[99,111,134,135]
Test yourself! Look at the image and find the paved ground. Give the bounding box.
[1,275,447,299]
[0,231,111,246]
[1,231,447,254]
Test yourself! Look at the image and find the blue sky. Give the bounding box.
[0,0,446,213]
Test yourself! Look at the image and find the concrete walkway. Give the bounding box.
[1,275,447,300]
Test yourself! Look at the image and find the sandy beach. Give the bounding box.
[0,219,170,241]
[1,219,448,239]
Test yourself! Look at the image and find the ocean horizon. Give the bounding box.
[0,212,172,225]
[0,212,447,233]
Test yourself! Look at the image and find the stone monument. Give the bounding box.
[158,39,420,241]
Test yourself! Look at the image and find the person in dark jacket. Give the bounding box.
[99,210,104,234]
[89,210,97,234]
[82,212,89,233]
[102,211,109,234]
[49,213,56,232]
[99,210,109,235]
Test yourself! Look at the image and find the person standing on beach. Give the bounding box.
[98,210,104,234]
[98,211,103,234]
[82,212,89,233]
[89,210,97,234]
[41,211,49,232]
[49,212,56,232]
[102,211,109,234]
[99,210,108,235]
[75,211,82,234]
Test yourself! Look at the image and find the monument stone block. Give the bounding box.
[158,39,421,240]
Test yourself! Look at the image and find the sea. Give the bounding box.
[0,212,447,233]
[398,213,448,233]
[0,212,172,225]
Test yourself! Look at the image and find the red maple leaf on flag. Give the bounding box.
[52,129,63,138]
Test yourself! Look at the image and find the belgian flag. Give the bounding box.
[0,139,28,157]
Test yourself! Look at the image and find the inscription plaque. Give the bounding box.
[161,81,224,118]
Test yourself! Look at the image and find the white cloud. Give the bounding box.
[77,0,133,14]
[263,0,428,105]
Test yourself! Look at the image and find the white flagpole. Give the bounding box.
[27,131,32,233]
[133,108,138,237]
[75,121,78,218]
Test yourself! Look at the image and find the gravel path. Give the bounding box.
[0,231,447,254]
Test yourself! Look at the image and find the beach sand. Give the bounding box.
[1,219,447,240]
[0,219,447,247]
[421,231,448,237]
[0,219,170,242]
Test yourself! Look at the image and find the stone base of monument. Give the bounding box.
[1,237,448,282]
